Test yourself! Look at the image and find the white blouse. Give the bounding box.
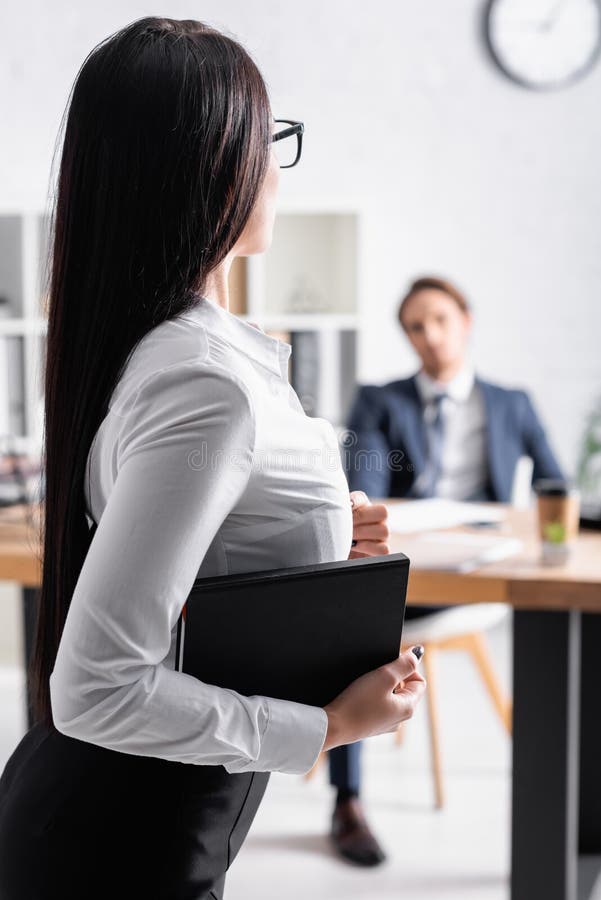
[49,296,354,775]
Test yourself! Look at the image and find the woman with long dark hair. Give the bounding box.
[0,17,425,899]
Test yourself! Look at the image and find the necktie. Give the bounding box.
[415,392,448,498]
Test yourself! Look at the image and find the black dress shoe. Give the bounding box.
[330,797,387,866]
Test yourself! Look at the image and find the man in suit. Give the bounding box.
[328,275,564,867]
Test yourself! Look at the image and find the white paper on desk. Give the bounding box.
[399,531,523,573]
[386,498,505,534]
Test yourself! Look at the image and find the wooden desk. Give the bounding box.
[1,501,600,900]
[385,499,601,900]
[391,504,601,611]
[0,503,42,735]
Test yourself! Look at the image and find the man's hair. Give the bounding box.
[398,276,470,329]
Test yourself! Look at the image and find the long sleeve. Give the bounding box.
[49,360,328,775]
[344,384,393,497]
[518,390,565,484]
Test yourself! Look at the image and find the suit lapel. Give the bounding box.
[478,378,505,501]
[389,375,513,499]
[390,376,427,475]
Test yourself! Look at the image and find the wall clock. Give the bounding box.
[485,0,601,90]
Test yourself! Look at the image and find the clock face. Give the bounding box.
[486,0,601,89]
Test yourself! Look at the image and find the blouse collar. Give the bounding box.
[178,295,291,380]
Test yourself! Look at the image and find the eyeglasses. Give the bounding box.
[271,119,304,168]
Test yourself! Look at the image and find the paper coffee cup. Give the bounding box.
[534,479,580,565]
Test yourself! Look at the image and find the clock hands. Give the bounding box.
[538,0,567,33]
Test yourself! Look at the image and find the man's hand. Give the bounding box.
[348,490,390,559]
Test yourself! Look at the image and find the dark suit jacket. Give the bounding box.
[343,374,564,502]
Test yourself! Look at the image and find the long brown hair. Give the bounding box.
[30,16,272,727]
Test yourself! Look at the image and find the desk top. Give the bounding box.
[1,501,600,611]
[0,503,43,586]
[383,500,601,612]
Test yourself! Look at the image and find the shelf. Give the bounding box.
[0,335,26,437]
[264,212,358,316]
[0,212,47,455]
[238,313,359,331]
[227,211,359,319]
[0,318,47,336]
[0,216,24,318]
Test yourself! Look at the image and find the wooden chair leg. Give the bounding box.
[304,749,327,781]
[465,631,512,735]
[423,647,445,809]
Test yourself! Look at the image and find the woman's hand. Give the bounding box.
[322,648,427,750]
[348,490,390,559]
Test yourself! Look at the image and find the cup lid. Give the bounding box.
[534,478,576,497]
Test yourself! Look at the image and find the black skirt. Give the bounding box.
[0,720,270,900]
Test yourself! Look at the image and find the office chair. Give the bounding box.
[396,603,511,807]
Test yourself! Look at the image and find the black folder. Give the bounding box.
[175,552,410,708]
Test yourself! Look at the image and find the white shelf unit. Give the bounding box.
[0,207,362,459]
[240,208,361,427]
[0,212,48,458]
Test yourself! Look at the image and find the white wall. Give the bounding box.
[2,0,600,475]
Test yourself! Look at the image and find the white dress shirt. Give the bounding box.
[414,364,488,501]
[49,296,354,775]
